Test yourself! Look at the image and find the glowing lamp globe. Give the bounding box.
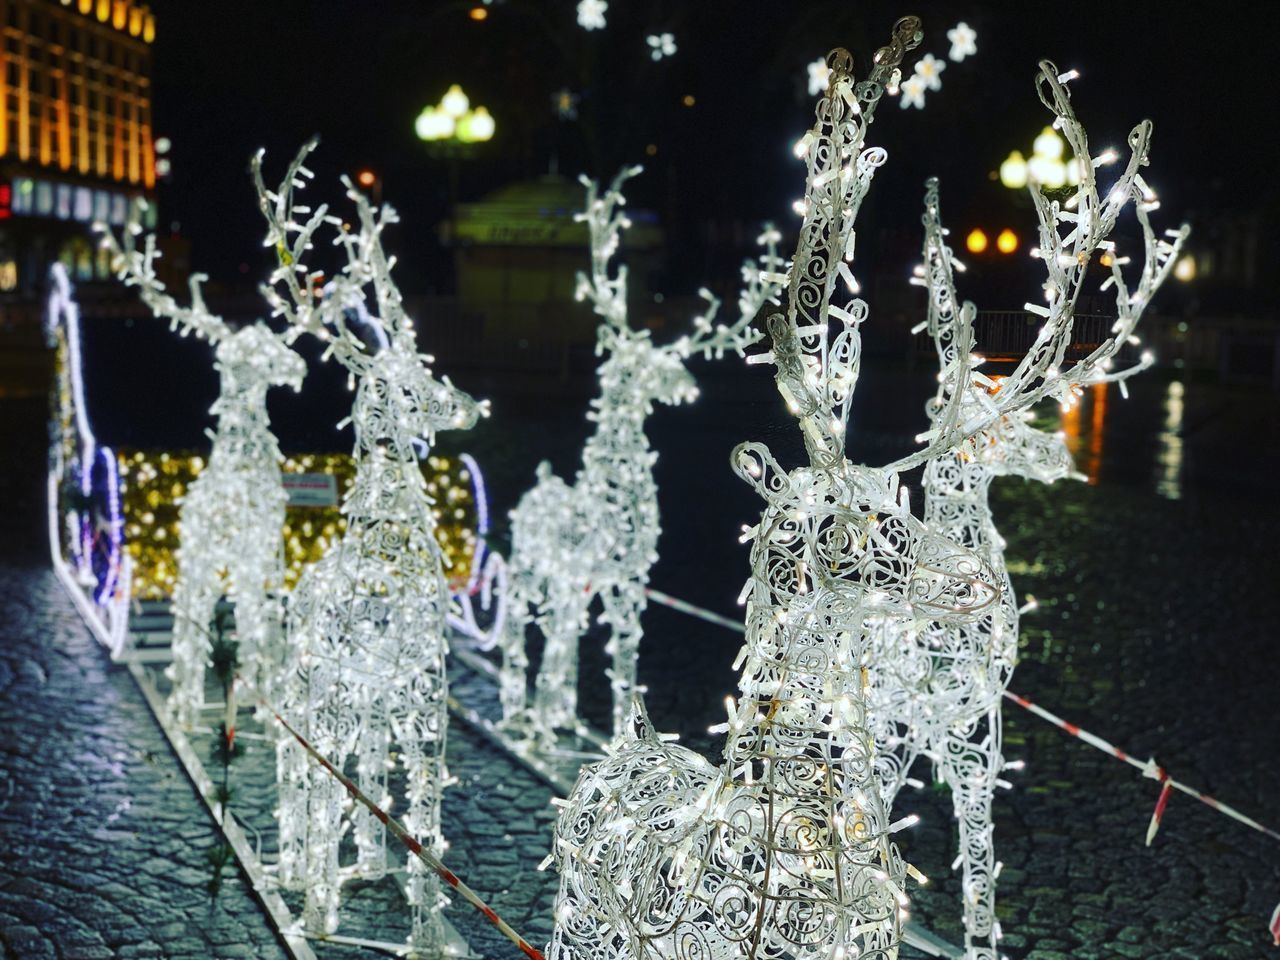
[966,228,989,254]
[441,84,470,119]
[457,106,495,144]
[999,150,1028,189]
[1033,125,1064,160]
[415,106,454,142]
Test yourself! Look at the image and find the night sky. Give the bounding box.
[149,1,1277,307]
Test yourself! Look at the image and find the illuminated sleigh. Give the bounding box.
[45,263,497,660]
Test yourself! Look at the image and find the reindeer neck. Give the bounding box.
[922,451,1002,559]
[207,372,281,465]
[577,392,657,509]
[342,384,434,531]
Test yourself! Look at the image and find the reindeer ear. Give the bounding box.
[732,442,790,507]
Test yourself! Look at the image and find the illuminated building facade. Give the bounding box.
[0,0,156,301]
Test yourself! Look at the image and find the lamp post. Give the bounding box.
[415,85,496,255]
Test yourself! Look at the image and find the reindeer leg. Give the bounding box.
[393,643,449,955]
[351,701,389,881]
[941,709,1002,960]
[601,578,647,739]
[167,561,220,729]
[302,709,345,938]
[532,584,588,743]
[496,558,536,730]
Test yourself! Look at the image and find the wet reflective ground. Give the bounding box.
[2,357,1279,957]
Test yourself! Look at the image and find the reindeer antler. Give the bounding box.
[754,18,922,471]
[252,141,381,373]
[575,165,642,332]
[886,59,1189,473]
[96,202,231,344]
[676,224,785,361]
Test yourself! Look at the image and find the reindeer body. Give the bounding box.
[551,448,999,960]
[168,325,304,726]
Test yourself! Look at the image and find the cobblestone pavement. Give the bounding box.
[3,367,1280,959]
[0,568,290,960]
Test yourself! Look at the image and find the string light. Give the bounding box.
[45,263,131,656]
[495,167,784,745]
[256,143,486,953]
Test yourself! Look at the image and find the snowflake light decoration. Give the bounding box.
[870,69,1187,960]
[98,204,306,728]
[258,144,486,953]
[900,71,927,109]
[576,0,606,31]
[915,51,946,90]
[947,21,978,62]
[646,32,676,61]
[495,168,784,746]
[806,55,831,96]
[548,30,1187,960]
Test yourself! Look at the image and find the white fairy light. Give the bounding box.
[495,166,784,745]
[258,143,485,953]
[97,202,306,728]
[947,21,978,62]
[646,32,676,61]
[576,0,606,31]
[870,63,1187,960]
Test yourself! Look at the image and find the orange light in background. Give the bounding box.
[645,143,658,156]
[681,94,696,107]
[1086,381,1107,485]
[356,169,377,188]
[468,6,488,20]
[1100,252,1114,268]
[965,228,988,254]
[996,228,1018,254]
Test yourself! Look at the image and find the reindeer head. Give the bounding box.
[576,168,785,418]
[218,323,307,394]
[254,143,487,459]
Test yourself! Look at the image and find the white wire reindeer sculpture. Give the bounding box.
[866,77,1188,960]
[256,145,485,953]
[496,167,784,744]
[548,32,1185,960]
[98,201,306,728]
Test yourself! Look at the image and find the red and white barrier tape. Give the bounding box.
[644,588,1280,846]
[270,709,545,960]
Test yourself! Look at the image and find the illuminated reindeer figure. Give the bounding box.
[256,146,485,953]
[549,36,1182,960]
[868,79,1187,960]
[497,167,783,743]
[99,200,306,727]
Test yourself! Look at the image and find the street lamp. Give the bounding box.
[415,84,496,147]
[1000,125,1082,191]
[415,84,496,283]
